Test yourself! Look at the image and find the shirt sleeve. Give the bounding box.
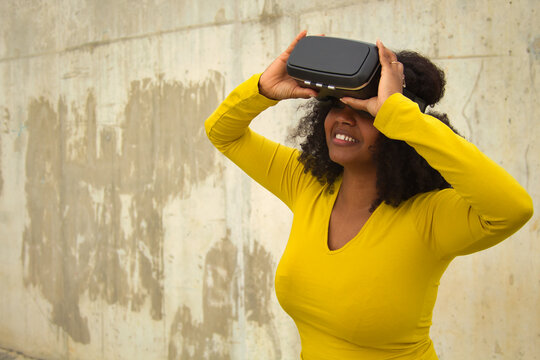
[374,93,534,259]
[204,73,314,210]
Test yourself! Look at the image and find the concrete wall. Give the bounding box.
[0,0,538,359]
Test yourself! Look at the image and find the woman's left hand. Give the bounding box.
[340,39,405,117]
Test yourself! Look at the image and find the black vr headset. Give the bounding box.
[286,36,427,112]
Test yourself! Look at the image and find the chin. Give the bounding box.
[329,154,352,167]
[329,152,375,170]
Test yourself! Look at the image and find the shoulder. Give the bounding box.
[391,188,463,220]
[291,154,338,207]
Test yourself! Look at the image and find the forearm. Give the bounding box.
[205,73,278,153]
[375,94,533,234]
[205,73,309,209]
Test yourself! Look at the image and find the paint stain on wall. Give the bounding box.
[529,36,540,60]
[168,234,238,360]
[0,106,12,196]
[244,241,282,358]
[21,71,225,344]
[168,237,281,359]
[244,241,273,325]
[0,112,4,197]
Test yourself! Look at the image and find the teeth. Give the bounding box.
[335,134,357,143]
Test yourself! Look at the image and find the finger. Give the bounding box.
[284,30,308,55]
[376,39,389,67]
[377,39,398,67]
[340,97,370,111]
[391,61,404,73]
[377,39,404,81]
[293,87,319,99]
[383,42,398,63]
[341,97,379,117]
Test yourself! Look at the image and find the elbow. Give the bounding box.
[509,192,534,230]
[204,115,236,154]
[204,116,223,150]
[521,194,534,224]
[204,117,214,142]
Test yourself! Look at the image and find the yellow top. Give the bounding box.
[205,74,533,360]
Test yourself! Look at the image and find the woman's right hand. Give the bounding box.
[258,30,319,100]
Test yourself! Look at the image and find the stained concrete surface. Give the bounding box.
[0,348,37,360]
[0,1,539,359]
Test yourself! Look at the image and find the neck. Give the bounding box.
[337,166,378,212]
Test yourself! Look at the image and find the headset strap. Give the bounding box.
[403,89,427,113]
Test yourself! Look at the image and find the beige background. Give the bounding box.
[0,0,538,359]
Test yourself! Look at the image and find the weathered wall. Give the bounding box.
[0,1,538,359]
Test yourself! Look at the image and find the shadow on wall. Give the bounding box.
[21,71,224,345]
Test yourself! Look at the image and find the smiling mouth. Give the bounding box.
[335,133,359,143]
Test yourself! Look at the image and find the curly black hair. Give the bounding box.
[289,50,462,211]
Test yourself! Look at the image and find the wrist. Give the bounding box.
[257,78,278,100]
[257,77,268,97]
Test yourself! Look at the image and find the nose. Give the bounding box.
[332,106,357,126]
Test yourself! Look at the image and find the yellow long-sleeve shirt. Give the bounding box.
[205,74,533,359]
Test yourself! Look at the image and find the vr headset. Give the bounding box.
[286,36,427,112]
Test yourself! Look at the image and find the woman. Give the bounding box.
[205,31,533,359]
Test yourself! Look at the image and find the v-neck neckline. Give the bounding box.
[323,178,381,254]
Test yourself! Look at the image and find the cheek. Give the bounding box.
[369,128,380,142]
[367,130,380,150]
[324,117,334,140]
[359,120,378,143]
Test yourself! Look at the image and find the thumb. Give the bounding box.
[340,97,378,116]
[292,87,319,99]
